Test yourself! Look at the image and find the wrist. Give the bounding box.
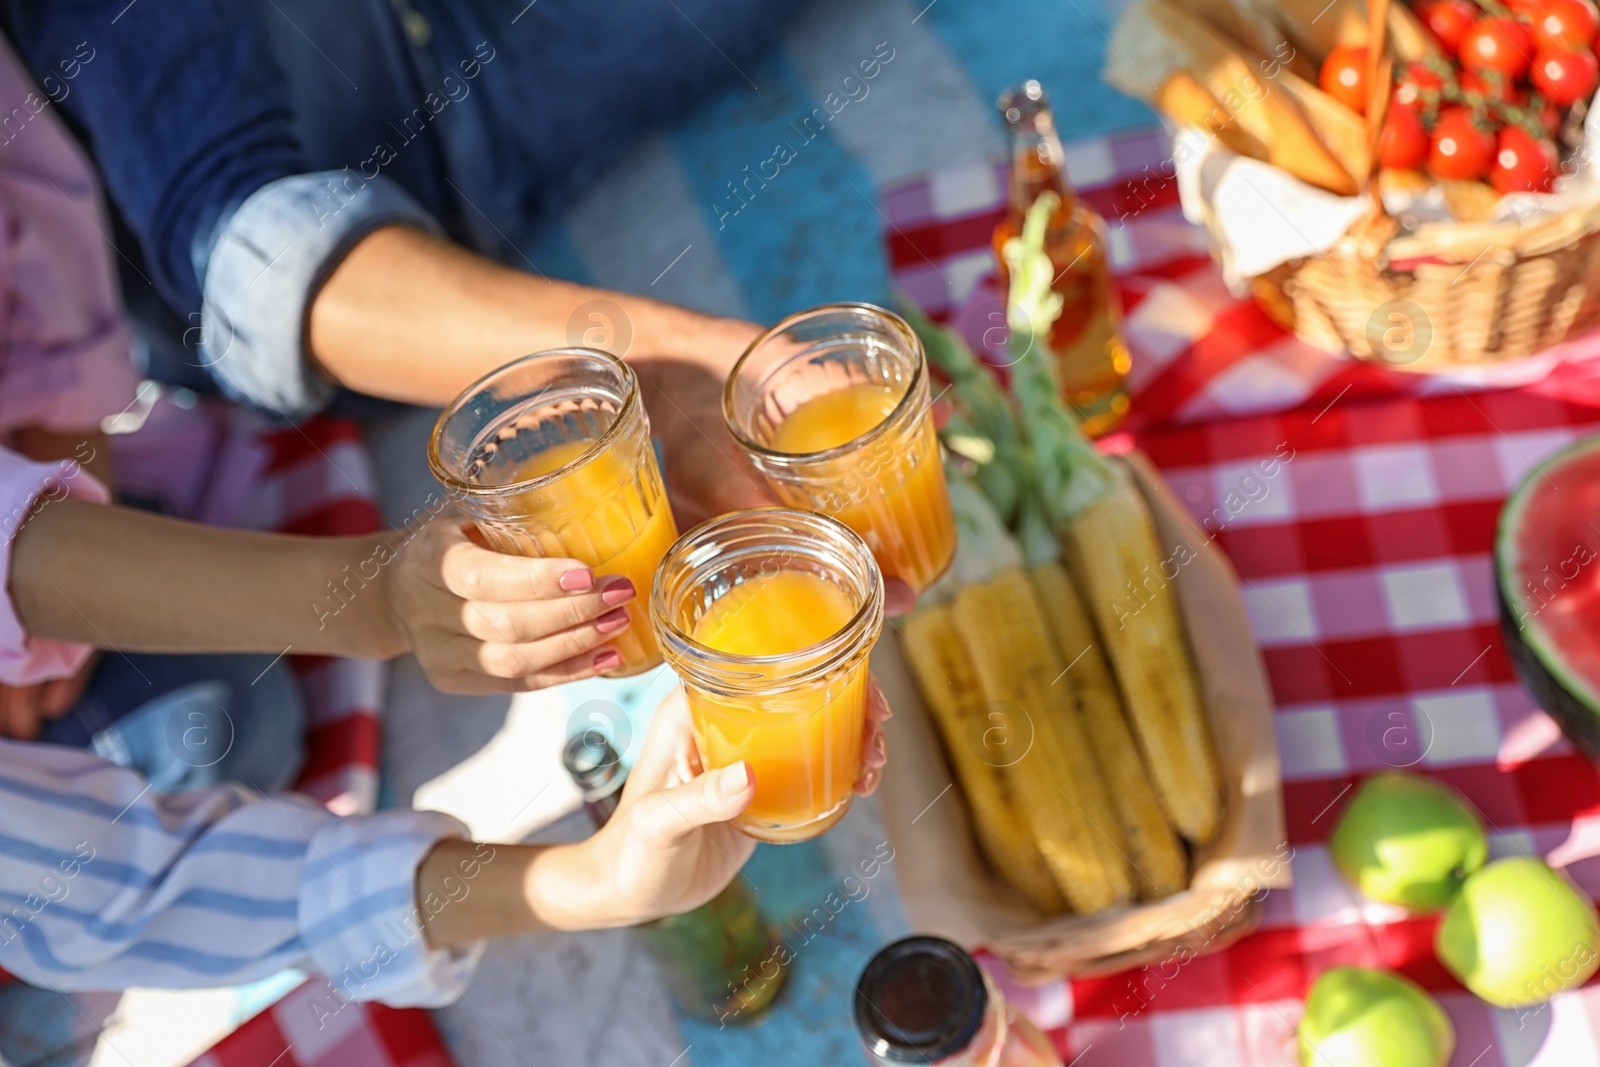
[521,834,631,931]
[328,532,410,659]
[627,300,760,370]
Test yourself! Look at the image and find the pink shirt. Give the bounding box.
[0,32,137,682]
[0,32,138,435]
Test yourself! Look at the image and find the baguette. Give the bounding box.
[1181,0,1315,80]
[1154,71,1270,161]
[1107,0,1358,194]
[1274,67,1371,182]
[1269,0,1441,64]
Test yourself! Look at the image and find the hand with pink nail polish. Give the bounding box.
[855,675,893,797]
[385,520,640,694]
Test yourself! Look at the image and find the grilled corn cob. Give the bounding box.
[1058,472,1223,844]
[900,604,1066,914]
[951,564,1135,913]
[1030,561,1189,898]
[1000,194,1224,846]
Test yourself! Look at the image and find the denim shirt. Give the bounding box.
[0,0,806,421]
[0,0,451,417]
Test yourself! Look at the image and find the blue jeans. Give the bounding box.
[40,652,305,795]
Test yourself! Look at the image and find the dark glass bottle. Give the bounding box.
[563,732,784,1023]
[993,80,1131,437]
[855,937,1062,1066]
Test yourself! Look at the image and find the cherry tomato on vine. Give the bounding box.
[1320,44,1370,112]
[1416,0,1482,53]
[1460,16,1535,78]
[1532,0,1600,51]
[1489,125,1560,192]
[1461,66,1529,105]
[1532,45,1600,105]
[1429,107,1499,179]
[1395,61,1447,109]
[1379,100,1431,169]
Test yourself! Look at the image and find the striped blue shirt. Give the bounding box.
[0,739,483,1005]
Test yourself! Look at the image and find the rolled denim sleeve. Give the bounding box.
[199,173,442,419]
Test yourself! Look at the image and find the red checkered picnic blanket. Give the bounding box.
[886,131,1600,1065]
[187,978,454,1067]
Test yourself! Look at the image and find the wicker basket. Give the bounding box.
[1245,0,1600,370]
[1257,200,1600,370]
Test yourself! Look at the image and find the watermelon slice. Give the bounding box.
[1496,436,1600,761]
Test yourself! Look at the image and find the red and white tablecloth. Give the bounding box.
[884,128,1600,1066]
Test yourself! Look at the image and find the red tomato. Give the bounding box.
[1532,46,1600,104]
[1416,0,1482,52]
[1489,126,1559,191]
[1460,16,1536,77]
[1429,107,1499,178]
[1320,44,1370,113]
[1379,101,1431,169]
[1533,0,1600,50]
[1461,66,1529,104]
[1507,0,1548,17]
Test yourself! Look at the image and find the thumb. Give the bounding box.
[634,761,755,844]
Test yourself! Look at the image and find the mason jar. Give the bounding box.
[428,348,677,676]
[723,303,956,595]
[651,507,884,843]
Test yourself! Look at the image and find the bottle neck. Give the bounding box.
[563,733,627,830]
[999,83,1077,212]
[1008,126,1076,210]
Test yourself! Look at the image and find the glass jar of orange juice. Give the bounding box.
[428,349,678,676]
[651,508,884,843]
[723,303,956,595]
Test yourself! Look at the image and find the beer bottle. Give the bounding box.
[994,80,1131,436]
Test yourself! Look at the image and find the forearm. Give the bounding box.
[417,836,623,949]
[10,499,405,658]
[308,225,756,406]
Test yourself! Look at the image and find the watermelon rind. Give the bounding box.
[1495,435,1600,762]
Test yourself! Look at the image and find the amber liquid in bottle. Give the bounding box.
[993,80,1130,437]
[563,733,784,1023]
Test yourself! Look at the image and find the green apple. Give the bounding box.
[1299,966,1454,1067]
[1436,856,1600,1008]
[1329,772,1487,912]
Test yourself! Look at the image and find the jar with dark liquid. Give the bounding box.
[993,80,1131,437]
[563,732,784,1022]
[855,936,1062,1066]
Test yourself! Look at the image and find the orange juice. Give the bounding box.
[489,439,677,674]
[430,348,678,678]
[686,570,867,840]
[769,383,955,593]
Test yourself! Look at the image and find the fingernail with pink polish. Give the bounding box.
[595,607,631,635]
[600,578,636,606]
[560,568,595,592]
[593,649,622,672]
